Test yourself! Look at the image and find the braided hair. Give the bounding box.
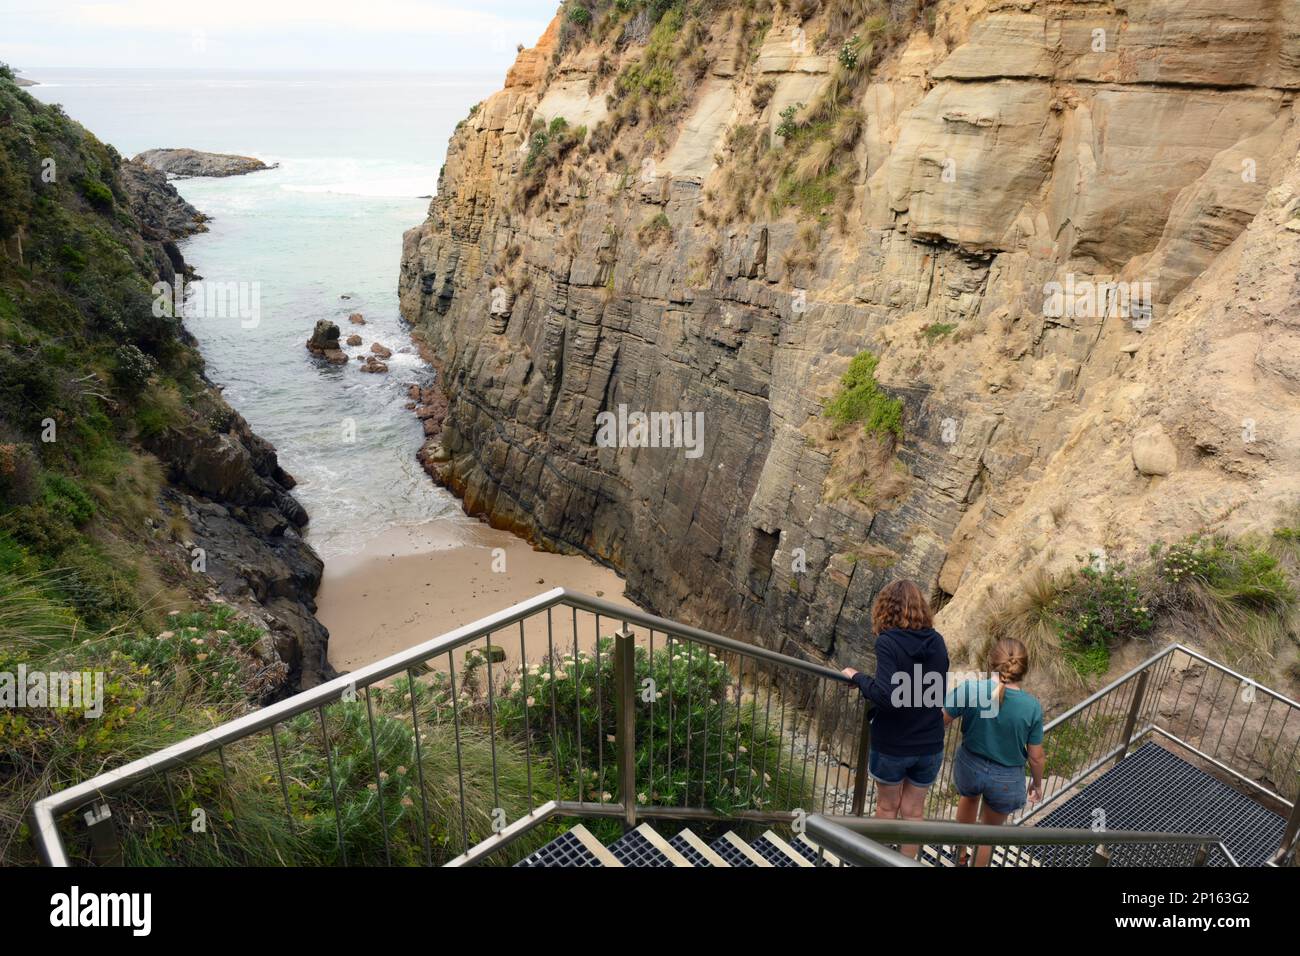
[988,638,1030,705]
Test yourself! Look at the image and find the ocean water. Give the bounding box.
[30,69,500,557]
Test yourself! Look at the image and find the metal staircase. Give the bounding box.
[515,822,829,867]
[28,589,1300,869]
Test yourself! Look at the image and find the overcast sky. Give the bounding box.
[1,0,555,72]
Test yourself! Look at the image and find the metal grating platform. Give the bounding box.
[515,829,604,867]
[668,832,713,867]
[1028,741,1286,867]
[790,837,828,866]
[710,834,760,867]
[606,830,674,867]
[750,835,802,867]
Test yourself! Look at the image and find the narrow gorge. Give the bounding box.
[400,0,1300,695]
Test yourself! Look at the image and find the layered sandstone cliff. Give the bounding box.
[400,0,1300,686]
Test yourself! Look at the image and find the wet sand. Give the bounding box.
[317,518,634,671]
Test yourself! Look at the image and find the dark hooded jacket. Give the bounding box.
[849,627,949,756]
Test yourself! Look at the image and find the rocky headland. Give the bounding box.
[0,79,331,691]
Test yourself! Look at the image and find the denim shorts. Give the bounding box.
[868,749,944,788]
[953,745,1027,814]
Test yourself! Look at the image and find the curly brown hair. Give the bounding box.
[871,579,934,634]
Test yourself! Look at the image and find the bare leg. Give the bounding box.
[974,804,1009,867]
[898,781,930,860]
[955,795,981,865]
[875,782,902,821]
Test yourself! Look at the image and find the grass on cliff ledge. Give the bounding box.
[824,351,903,441]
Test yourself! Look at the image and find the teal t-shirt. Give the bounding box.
[944,679,1044,767]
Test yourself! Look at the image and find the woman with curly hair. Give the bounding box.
[841,579,949,858]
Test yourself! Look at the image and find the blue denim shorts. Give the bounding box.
[953,745,1027,814]
[868,749,944,788]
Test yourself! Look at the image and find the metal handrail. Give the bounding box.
[815,814,1228,849]
[31,587,851,866]
[1040,643,1177,734]
[805,815,921,867]
[30,584,1296,867]
[807,815,1237,867]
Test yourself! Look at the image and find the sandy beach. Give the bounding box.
[318,517,634,671]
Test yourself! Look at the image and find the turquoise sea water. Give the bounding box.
[30,69,499,556]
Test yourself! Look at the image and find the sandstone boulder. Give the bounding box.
[1132,426,1178,476]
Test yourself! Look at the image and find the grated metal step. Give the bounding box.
[514,824,622,867]
[917,843,1040,868]
[668,828,730,867]
[1027,741,1286,867]
[605,823,692,866]
[793,833,844,867]
[709,830,773,867]
[750,830,815,867]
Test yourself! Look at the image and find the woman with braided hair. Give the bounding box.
[841,579,950,859]
[943,637,1046,866]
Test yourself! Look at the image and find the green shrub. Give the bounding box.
[922,322,957,342]
[775,103,803,140]
[112,343,155,396]
[838,34,862,70]
[824,351,904,440]
[76,176,114,211]
[40,472,96,527]
[495,638,819,815]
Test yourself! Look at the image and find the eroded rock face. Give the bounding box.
[115,153,332,691]
[120,158,210,242]
[144,401,332,689]
[399,1,1300,674]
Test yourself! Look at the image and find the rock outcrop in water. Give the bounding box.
[400,0,1300,678]
[134,148,276,179]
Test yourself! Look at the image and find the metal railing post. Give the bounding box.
[82,802,122,866]
[851,705,872,816]
[613,623,636,831]
[1276,776,1300,864]
[1115,670,1151,766]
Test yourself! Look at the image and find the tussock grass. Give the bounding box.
[978,569,1073,687]
[976,524,1300,690]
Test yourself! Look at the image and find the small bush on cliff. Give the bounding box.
[636,211,672,247]
[824,351,903,441]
